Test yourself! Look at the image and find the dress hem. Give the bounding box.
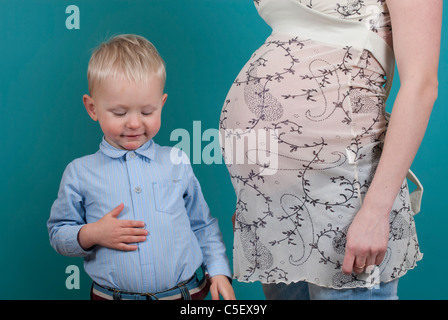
[232,253,423,290]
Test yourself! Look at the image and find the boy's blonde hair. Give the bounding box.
[87,34,166,95]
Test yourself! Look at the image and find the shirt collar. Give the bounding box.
[99,137,156,160]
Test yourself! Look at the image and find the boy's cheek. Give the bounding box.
[148,121,162,137]
[100,119,123,134]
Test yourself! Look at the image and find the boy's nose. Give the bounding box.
[126,115,142,129]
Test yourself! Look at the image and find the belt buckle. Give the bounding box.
[142,292,158,300]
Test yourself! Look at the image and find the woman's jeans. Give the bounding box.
[262,279,399,300]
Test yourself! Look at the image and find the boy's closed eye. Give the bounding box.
[111,111,153,117]
[109,107,127,116]
[109,108,154,117]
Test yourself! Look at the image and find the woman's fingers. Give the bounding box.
[342,249,355,274]
[353,256,367,274]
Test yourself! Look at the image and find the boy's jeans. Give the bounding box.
[262,279,399,300]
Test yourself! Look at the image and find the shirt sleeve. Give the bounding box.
[47,162,93,258]
[182,159,232,279]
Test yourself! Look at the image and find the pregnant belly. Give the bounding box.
[221,33,388,164]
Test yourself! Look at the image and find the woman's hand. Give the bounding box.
[342,206,390,275]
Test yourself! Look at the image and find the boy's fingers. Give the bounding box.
[116,243,139,251]
[225,291,236,300]
[123,227,148,236]
[108,204,145,228]
[121,235,146,244]
[108,203,124,218]
[121,219,146,228]
[220,289,233,300]
[210,285,219,300]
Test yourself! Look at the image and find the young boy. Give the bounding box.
[47,34,234,300]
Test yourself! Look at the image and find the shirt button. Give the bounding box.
[129,152,136,159]
[134,186,142,193]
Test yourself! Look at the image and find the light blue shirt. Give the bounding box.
[47,138,231,293]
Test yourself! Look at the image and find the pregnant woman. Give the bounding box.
[220,0,441,299]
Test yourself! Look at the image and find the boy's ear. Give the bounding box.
[161,93,168,108]
[83,94,98,121]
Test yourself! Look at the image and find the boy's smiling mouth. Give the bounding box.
[123,134,144,139]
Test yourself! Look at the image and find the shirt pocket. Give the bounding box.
[152,179,185,214]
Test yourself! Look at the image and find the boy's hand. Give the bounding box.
[78,203,147,251]
[209,275,236,300]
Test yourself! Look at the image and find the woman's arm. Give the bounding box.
[342,0,442,274]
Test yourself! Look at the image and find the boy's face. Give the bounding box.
[83,75,167,151]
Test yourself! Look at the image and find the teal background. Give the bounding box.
[0,0,446,300]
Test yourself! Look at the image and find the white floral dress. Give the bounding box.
[220,0,423,289]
